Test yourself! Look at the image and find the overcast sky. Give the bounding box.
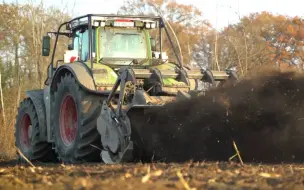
[3,0,304,29]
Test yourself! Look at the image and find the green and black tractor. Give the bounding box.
[14,14,238,164]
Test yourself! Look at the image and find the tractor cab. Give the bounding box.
[42,14,185,92]
[43,15,169,70]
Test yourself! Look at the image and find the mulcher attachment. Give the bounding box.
[97,66,238,164]
[97,68,138,164]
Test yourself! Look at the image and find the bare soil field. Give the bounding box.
[0,160,304,190]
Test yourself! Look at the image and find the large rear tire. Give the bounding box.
[15,98,55,162]
[52,73,102,163]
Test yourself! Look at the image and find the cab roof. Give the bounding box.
[68,14,162,23]
[66,14,163,30]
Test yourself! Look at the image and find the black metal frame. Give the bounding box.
[47,14,184,77]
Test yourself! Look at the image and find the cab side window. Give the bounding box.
[73,31,80,55]
[73,29,89,62]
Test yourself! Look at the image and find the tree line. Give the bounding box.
[0,1,70,157]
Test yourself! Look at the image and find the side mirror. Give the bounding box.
[42,36,50,56]
[150,37,156,52]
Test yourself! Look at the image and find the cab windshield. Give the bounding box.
[99,27,148,65]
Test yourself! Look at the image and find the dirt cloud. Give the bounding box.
[133,69,304,164]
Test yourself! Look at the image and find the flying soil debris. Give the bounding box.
[136,70,304,164]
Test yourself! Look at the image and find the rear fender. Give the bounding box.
[47,63,97,142]
[50,62,96,92]
[26,90,47,141]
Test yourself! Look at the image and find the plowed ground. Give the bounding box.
[0,161,304,190]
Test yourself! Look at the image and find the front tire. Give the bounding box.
[15,98,55,162]
[52,73,102,163]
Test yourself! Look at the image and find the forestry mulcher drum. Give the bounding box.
[14,14,238,164]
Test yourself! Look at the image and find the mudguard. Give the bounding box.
[25,89,47,141]
[50,62,96,92]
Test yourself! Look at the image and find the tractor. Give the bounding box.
[14,14,238,164]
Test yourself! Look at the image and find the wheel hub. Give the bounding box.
[28,125,32,140]
[20,113,31,151]
[59,94,78,147]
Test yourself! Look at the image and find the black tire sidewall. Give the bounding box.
[52,74,84,161]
